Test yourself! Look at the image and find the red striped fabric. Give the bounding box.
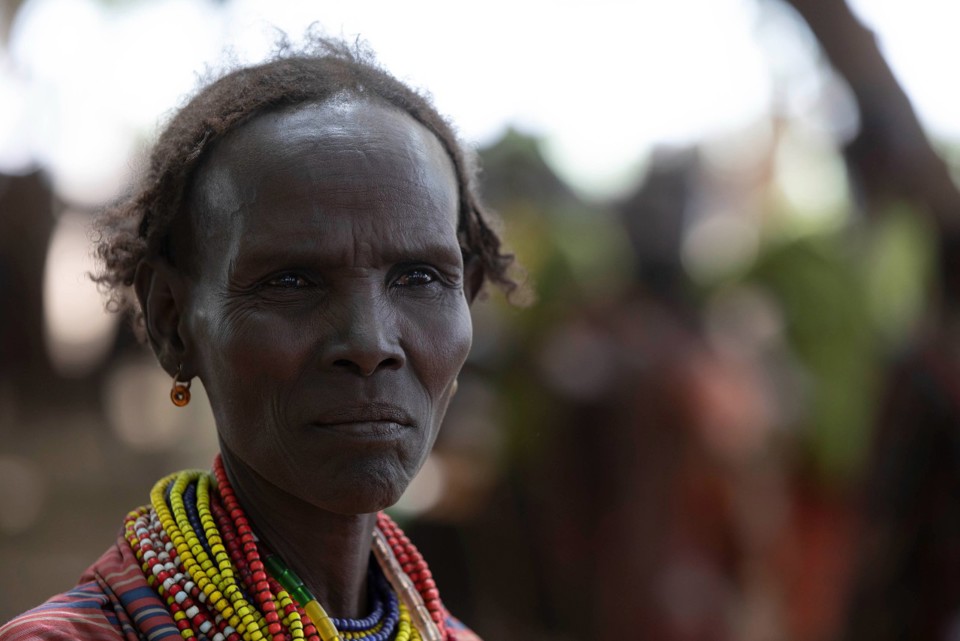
[0,536,180,641]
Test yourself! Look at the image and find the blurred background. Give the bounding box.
[2,0,960,639]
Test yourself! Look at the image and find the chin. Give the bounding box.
[307,459,416,516]
[321,480,408,516]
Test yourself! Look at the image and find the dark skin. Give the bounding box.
[134,99,481,617]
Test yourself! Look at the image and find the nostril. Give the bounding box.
[333,356,403,376]
[381,357,402,370]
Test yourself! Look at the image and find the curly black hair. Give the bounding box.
[93,36,518,327]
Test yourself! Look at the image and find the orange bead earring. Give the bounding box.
[170,365,191,407]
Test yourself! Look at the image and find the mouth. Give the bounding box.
[309,403,415,439]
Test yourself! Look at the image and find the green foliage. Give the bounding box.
[748,234,878,483]
[863,203,936,344]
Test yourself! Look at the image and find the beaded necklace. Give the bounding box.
[124,456,449,641]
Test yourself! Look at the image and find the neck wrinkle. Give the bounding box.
[218,446,377,619]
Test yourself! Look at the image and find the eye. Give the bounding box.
[266,273,310,289]
[394,268,437,287]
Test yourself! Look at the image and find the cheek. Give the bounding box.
[223,316,313,377]
[406,297,473,396]
[192,303,315,422]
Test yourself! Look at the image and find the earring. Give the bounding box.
[170,365,191,407]
[450,378,459,396]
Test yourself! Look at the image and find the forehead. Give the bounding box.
[187,99,460,260]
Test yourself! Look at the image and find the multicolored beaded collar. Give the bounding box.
[124,456,449,641]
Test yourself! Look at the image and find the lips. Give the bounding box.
[310,402,415,430]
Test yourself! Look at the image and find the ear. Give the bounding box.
[463,253,485,304]
[133,257,192,377]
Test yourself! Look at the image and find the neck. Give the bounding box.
[217,446,377,619]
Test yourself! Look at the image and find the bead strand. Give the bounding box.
[156,475,244,641]
[156,471,267,641]
[375,515,447,641]
[263,551,401,641]
[332,570,387,632]
[261,552,342,641]
[211,493,315,641]
[210,492,292,641]
[126,504,239,641]
[197,473,277,641]
[133,484,216,641]
[212,459,311,641]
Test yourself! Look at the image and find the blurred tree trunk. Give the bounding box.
[0,0,25,47]
[0,172,57,420]
[781,0,960,639]
[783,0,960,299]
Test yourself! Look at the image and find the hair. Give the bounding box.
[93,35,519,327]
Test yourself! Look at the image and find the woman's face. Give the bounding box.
[178,99,472,514]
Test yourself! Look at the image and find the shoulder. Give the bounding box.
[0,580,121,641]
[0,534,174,641]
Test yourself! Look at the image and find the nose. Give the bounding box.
[322,294,405,377]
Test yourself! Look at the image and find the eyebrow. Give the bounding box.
[226,236,464,277]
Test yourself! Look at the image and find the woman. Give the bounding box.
[0,39,515,641]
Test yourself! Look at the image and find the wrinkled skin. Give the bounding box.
[136,98,476,615]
